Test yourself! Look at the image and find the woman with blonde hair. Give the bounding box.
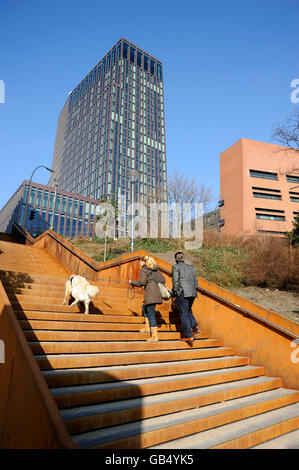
[129,255,166,342]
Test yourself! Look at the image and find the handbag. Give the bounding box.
[147,269,173,300]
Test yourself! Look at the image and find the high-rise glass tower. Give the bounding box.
[50,38,167,205]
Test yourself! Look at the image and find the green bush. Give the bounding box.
[70,233,298,292]
[286,216,299,246]
[133,238,181,253]
[191,246,249,289]
[93,251,122,262]
[91,236,114,244]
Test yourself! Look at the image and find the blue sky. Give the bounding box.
[0,0,298,210]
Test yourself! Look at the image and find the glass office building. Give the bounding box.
[50,38,167,205]
[0,180,98,238]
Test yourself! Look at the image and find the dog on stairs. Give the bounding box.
[62,275,99,314]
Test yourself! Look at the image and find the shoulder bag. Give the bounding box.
[146,268,173,300]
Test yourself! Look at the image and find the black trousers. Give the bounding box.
[175,290,197,338]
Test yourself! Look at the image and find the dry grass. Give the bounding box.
[68,232,299,292]
[193,230,299,291]
[243,236,299,291]
[69,237,130,262]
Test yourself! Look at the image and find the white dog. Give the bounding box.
[62,275,99,314]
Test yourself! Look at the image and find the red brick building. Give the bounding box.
[219,138,299,236]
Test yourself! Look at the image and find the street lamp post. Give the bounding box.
[128,169,139,253]
[50,178,58,230]
[24,165,54,231]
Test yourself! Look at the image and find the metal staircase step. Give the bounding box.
[60,375,281,434]
[50,365,265,408]
[251,428,299,449]
[151,400,299,449]
[71,387,298,449]
[41,356,249,387]
[35,347,236,370]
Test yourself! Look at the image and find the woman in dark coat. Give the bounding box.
[129,255,166,342]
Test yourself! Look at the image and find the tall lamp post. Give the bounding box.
[50,177,58,230]
[24,165,54,230]
[128,169,139,253]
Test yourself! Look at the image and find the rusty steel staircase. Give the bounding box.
[0,233,298,449]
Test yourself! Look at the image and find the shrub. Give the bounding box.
[193,232,299,292]
[133,238,181,253]
[286,216,299,247]
[243,236,299,290]
[92,236,114,244]
[191,245,249,289]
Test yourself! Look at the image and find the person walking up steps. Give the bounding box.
[172,251,200,345]
[129,255,166,342]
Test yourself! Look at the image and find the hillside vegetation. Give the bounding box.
[69,231,299,292]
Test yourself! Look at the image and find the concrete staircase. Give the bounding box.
[0,237,298,449]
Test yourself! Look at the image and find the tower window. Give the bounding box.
[250,170,277,180]
[130,46,136,64]
[123,42,128,59]
[144,55,149,72]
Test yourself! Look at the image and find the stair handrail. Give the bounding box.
[12,222,34,244]
[150,264,299,341]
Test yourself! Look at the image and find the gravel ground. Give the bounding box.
[231,287,299,325]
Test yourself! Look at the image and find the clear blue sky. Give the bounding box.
[0,0,298,211]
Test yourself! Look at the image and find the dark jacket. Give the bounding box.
[131,266,166,305]
[172,261,198,298]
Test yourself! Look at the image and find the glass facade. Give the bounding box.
[14,182,99,238]
[50,38,167,205]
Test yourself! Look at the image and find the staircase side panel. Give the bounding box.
[196,289,299,390]
[34,230,97,280]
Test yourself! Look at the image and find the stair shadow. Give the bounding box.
[34,299,182,447]
[0,271,35,311]
[66,298,106,316]
[128,309,141,317]
[55,371,143,449]
[1,272,185,448]
[1,304,143,449]
[127,300,182,334]
[0,270,34,289]
[5,302,143,447]
[156,300,181,333]
[25,304,144,449]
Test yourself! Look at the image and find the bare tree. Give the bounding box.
[271,109,299,187]
[272,108,299,154]
[167,168,214,213]
[167,168,215,240]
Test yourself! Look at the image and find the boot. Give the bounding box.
[193,325,200,338]
[147,327,159,342]
[139,318,150,333]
